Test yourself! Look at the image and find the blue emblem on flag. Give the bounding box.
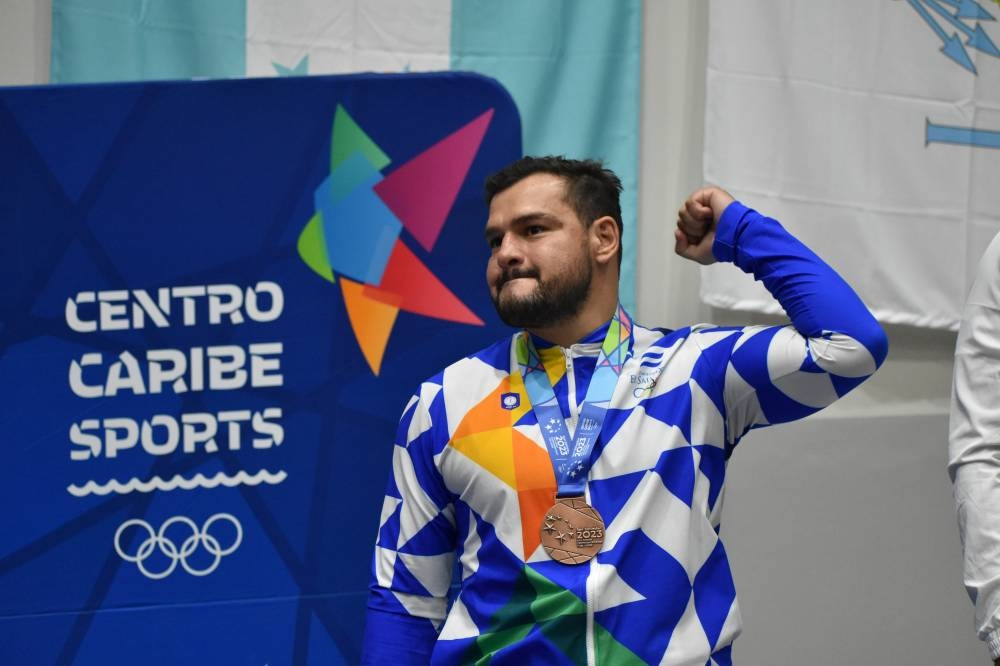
[500,392,520,410]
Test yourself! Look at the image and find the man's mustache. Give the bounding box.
[496,268,540,289]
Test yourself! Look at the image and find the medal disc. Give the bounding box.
[540,496,605,564]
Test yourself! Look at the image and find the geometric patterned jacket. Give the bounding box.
[362,201,889,665]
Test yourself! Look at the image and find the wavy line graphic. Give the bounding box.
[67,470,288,497]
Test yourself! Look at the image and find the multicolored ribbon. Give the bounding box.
[516,305,633,497]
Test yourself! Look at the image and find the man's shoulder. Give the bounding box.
[400,334,515,436]
[632,321,747,356]
[411,333,514,395]
[463,334,516,373]
[632,320,735,344]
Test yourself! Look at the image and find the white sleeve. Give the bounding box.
[950,231,1000,659]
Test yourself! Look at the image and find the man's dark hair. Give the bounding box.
[484,156,624,266]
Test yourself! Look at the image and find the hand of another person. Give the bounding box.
[675,186,735,265]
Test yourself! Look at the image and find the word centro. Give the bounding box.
[65,282,283,332]
[70,408,283,460]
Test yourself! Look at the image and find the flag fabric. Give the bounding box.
[50,0,641,310]
[704,0,1000,330]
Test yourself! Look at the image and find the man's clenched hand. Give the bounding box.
[675,186,735,265]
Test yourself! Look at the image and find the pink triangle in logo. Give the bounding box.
[373,109,494,252]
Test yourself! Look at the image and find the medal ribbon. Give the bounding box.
[516,305,633,497]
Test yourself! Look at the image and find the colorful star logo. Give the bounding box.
[297,105,492,374]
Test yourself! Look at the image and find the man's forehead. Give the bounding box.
[487,173,571,221]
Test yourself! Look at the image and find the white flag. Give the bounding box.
[245,0,451,76]
[704,0,1000,330]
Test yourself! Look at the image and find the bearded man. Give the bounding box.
[361,156,888,665]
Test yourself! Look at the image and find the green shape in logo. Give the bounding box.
[297,211,334,283]
[331,105,391,173]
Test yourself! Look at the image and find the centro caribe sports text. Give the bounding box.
[65,281,287,462]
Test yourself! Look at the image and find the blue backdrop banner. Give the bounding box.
[0,72,520,665]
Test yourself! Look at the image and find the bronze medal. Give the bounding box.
[540,496,606,564]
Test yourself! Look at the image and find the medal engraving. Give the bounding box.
[540,496,605,564]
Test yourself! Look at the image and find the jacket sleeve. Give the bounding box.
[949,232,1000,660]
[362,383,457,664]
[710,201,889,444]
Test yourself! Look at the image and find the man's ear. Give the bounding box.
[589,216,620,266]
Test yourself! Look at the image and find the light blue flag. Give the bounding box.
[51,0,641,308]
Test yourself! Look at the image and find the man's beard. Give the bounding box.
[491,259,593,330]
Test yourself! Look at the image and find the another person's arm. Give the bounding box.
[950,233,1000,664]
[362,387,456,664]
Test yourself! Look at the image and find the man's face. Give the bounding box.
[484,173,593,329]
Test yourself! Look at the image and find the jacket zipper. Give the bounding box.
[565,346,596,665]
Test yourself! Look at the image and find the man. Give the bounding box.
[362,156,888,665]
[950,231,1000,666]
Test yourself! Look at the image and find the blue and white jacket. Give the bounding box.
[363,201,889,665]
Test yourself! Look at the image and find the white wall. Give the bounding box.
[0,0,50,86]
[640,2,981,663]
[0,0,983,661]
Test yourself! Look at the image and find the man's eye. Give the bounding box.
[526,226,544,235]
[488,236,501,249]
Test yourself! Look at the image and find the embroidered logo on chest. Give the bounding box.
[628,370,661,398]
[500,392,520,410]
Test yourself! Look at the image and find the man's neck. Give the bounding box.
[527,301,618,348]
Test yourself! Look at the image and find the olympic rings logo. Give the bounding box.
[114,513,243,579]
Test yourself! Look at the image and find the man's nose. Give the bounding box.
[495,235,524,267]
